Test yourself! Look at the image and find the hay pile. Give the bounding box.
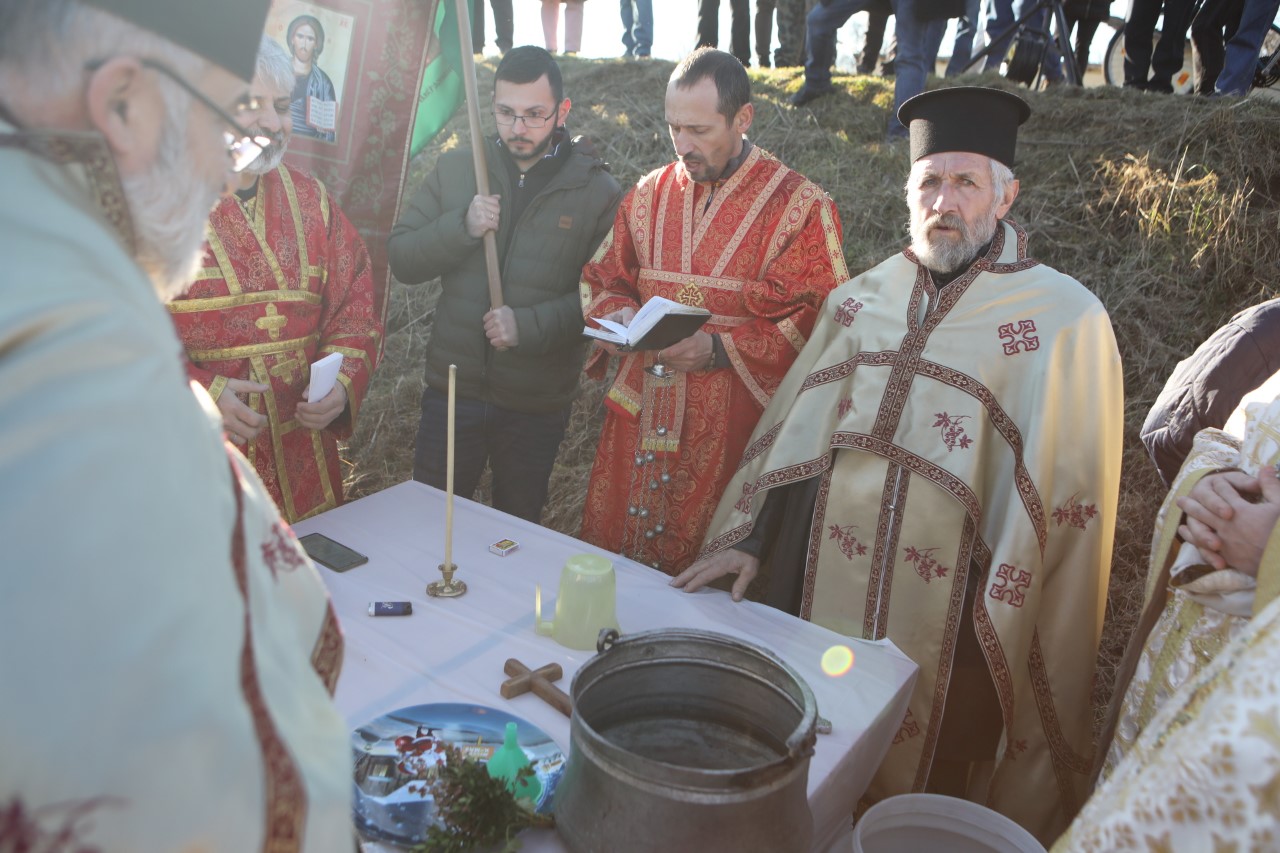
[344,58,1280,721]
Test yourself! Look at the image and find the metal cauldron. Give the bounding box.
[555,628,818,853]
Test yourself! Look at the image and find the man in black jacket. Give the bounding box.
[1142,298,1280,486]
[388,47,622,522]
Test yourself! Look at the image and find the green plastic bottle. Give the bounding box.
[486,721,542,803]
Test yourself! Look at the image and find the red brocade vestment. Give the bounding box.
[169,164,384,522]
[579,146,848,573]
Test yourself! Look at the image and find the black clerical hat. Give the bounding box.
[82,0,271,82]
[897,87,1032,168]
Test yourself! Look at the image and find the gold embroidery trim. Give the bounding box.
[638,268,753,295]
[207,374,229,402]
[711,158,788,278]
[251,354,300,522]
[721,333,770,409]
[777,315,806,353]
[320,344,373,375]
[245,169,293,292]
[691,145,764,261]
[187,334,319,361]
[334,371,358,424]
[819,198,850,280]
[307,426,338,517]
[1138,595,1204,731]
[206,230,243,295]
[168,290,323,313]
[606,380,643,417]
[280,167,309,279]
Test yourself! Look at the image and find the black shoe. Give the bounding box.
[789,85,834,107]
[1147,78,1174,94]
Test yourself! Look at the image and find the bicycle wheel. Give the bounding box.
[1256,23,1280,90]
[1104,25,1124,86]
[1103,27,1196,93]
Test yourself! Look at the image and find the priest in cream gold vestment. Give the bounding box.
[0,2,350,850]
[676,87,1124,842]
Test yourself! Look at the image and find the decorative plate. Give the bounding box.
[351,702,565,847]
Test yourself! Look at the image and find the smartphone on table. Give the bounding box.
[298,532,368,572]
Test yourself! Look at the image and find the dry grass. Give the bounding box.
[343,58,1280,727]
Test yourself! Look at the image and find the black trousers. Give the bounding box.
[1191,0,1244,93]
[1123,0,1197,89]
[697,0,752,64]
[471,0,514,53]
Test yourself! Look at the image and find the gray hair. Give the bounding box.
[0,0,204,115]
[255,35,293,95]
[990,158,1015,205]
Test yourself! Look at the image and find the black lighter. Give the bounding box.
[368,601,413,616]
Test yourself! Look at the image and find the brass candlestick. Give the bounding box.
[428,562,467,598]
[427,364,466,598]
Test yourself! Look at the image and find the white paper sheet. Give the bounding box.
[308,352,344,403]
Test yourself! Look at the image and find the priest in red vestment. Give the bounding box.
[170,38,384,523]
[580,48,848,574]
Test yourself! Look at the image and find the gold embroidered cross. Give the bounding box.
[255,304,288,341]
[675,282,704,307]
[1248,421,1280,468]
[269,357,303,384]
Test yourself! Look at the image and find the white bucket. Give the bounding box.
[853,794,1046,853]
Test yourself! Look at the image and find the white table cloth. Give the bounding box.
[295,481,917,852]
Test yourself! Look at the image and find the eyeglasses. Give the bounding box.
[86,58,270,172]
[493,109,557,129]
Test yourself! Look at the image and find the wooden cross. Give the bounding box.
[500,658,571,717]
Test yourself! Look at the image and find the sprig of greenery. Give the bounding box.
[407,740,554,853]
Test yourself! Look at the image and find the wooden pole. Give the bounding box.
[452,0,504,311]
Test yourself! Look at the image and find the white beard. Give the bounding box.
[122,106,225,302]
[909,206,1000,276]
[243,132,287,176]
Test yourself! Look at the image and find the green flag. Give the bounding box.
[410,0,473,156]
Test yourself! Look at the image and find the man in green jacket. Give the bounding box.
[389,46,622,522]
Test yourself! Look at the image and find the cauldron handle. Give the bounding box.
[596,628,620,653]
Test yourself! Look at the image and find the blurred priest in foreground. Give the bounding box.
[0,1,351,848]
[676,87,1124,843]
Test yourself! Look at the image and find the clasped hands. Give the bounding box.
[592,305,713,371]
[1177,466,1280,577]
[215,377,347,444]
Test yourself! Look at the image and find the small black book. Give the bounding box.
[583,296,711,351]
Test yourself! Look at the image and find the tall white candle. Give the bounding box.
[445,363,456,570]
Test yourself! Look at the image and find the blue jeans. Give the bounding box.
[620,0,653,56]
[984,0,1064,81]
[923,16,950,71]
[945,0,983,76]
[412,388,570,524]
[802,0,877,90]
[798,0,929,137]
[889,0,928,138]
[1216,0,1280,95]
